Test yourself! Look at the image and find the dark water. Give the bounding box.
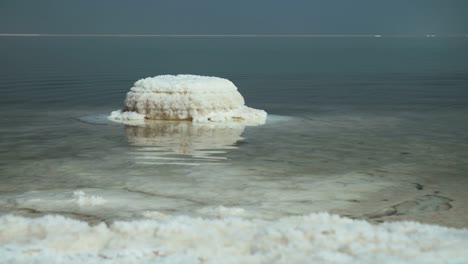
[0,37,467,226]
[2,37,467,112]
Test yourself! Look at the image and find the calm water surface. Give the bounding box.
[0,37,467,226]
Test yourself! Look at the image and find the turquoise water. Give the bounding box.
[0,37,467,226]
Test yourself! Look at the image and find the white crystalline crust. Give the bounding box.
[110,74,267,124]
[109,110,145,121]
[1,213,468,264]
[72,191,107,207]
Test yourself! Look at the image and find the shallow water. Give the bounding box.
[1,37,468,228]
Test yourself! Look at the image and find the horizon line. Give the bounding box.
[1,33,468,38]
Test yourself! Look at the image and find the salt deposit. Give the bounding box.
[109,74,267,124]
[109,110,145,123]
[1,213,467,264]
[72,191,107,207]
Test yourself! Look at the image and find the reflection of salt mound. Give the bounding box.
[126,121,245,165]
[1,213,467,263]
[126,122,244,152]
[110,74,267,124]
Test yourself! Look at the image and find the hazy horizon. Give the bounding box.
[1,0,468,35]
[1,34,467,37]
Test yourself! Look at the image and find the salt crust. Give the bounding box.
[72,191,107,207]
[109,75,267,124]
[1,213,467,264]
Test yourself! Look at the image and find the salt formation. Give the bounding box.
[110,74,267,124]
[1,213,467,263]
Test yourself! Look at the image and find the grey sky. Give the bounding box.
[1,0,467,35]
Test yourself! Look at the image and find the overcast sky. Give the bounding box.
[1,0,467,35]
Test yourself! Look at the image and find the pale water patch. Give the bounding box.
[0,188,195,222]
[1,111,467,226]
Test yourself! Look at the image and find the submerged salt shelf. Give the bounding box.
[110,74,267,124]
[1,213,467,264]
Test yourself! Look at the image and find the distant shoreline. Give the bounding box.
[0,33,467,38]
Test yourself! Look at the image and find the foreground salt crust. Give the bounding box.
[1,213,467,264]
[110,74,267,124]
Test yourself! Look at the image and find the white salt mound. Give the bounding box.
[110,74,267,123]
[1,213,467,264]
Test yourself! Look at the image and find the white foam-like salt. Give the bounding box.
[72,191,107,207]
[1,213,467,263]
[109,74,267,124]
[109,110,145,121]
